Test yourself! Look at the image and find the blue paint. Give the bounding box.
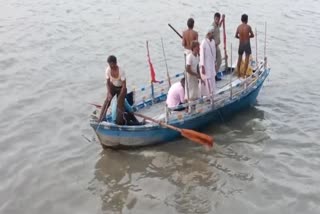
[91,68,270,147]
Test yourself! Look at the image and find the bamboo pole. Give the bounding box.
[161,37,171,88]
[255,27,258,68]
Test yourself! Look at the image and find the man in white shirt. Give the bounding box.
[185,41,201,101]
[99,55,127,122]
[199,28,216,96]
[166,78,186,110]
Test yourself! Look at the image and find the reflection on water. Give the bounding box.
[89,136,258,213]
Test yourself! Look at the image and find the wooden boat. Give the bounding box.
[90,58,270,149]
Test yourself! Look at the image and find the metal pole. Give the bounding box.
[255,27,258,67]
[184,54,190,112]
[264,22,267,69]
[230,43,233,99]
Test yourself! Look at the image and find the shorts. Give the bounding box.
[238,41,251,55]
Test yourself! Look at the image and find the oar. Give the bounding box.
[168,24,183,39]
[89,103,213,147]
[222,18,228,70]
[134,112,213,147]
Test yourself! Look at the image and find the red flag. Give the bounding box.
[146,41,158,83]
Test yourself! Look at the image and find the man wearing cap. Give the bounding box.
[199,28,216,96]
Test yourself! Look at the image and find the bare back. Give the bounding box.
[235,23,254,43]
[182,29,198,50]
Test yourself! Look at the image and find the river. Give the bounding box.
[1,0,320,213]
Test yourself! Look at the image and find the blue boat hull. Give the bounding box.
[91,68,268,148]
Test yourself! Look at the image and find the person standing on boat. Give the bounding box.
[235,14,254,78]
[185,40,201,101]
[166,77,186,110]
[182,18,198,55]
[212,12,225,75]
[199,28,216,96]
[99,55,126,122]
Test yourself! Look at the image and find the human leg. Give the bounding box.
[115,87,127,125]
[243,43,252,77]
[236,55,242,77]
[244,54,250,77]
[98,85,122,122]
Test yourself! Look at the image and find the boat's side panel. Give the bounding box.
[171,80,264,130]
[94,125,179,147]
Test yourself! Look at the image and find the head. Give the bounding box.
[187,18,194,29]
[206,28,214,40]
[191,40,200,54]
[107,55,117,69]
[180,77,185,88]
[241,14,248,23]
[214,12,221,25]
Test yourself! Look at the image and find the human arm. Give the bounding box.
[219,14,225,27]
[182,31,187,48]
[235,26,239,39]
[179,86,185,104]
[119,68,126,95]
[199,42,205,75]
[120,79,126,94]
[249,26,254,38]
[105,67,112,96]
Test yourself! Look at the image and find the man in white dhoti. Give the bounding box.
[185,40,201,101]
[199,28,216,96]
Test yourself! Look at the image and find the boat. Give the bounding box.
[90,58,270,149]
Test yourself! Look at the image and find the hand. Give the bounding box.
[197,73,201,79]
[222,14,225,20]
[107,91,112,98]
[201,67,205,75]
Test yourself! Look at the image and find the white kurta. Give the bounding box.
[185,53,200,100]
[199,38,216,96]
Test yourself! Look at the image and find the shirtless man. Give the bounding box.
[182,18,198,55]
[235,14,254,77]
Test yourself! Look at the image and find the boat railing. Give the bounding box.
[165,59,267,121]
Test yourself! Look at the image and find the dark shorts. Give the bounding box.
[238,41,251,55]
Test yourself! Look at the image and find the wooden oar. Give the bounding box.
[89,103,213,147]
[134,113,213,147]
[168,24,183,39]
[222,18,228,69]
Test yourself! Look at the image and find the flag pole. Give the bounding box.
[146,40,155,100]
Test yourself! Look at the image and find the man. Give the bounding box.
[185,40,201,101]
[212,12,225,74]
[199,28,216,96]
[166,77,185,110]
[99,55,126,122]
[182,18,198,55]
[235,14,254,78]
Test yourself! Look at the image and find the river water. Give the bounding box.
[1,0,320,213]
